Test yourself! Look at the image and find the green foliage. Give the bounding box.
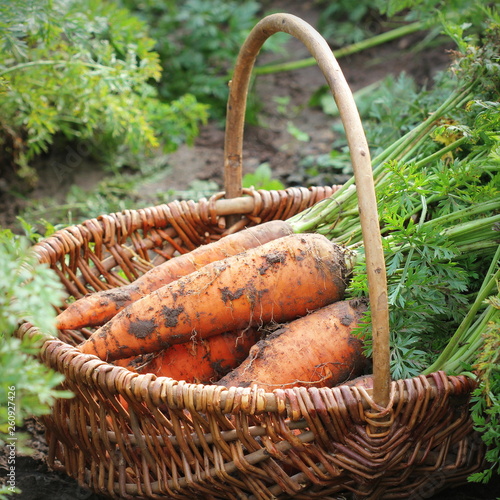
[374,0,489,25]
[307,70,455,180]
[286,122,310,143]
[0,228,72,475]
[0,0,208,185]
[347,159,481,378]
[299,150,354,182]
[313,0,377,47]
[122,0,265,118]
[0,230,65,333]
[242,163,285,191]
[350,113,500,378]
[364,72,454,156]
[307,10,500,185]
[469,297,500,484]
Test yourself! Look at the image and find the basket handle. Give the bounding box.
[223,13,390,407]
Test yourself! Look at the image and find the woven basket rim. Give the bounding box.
[19,321,477,420]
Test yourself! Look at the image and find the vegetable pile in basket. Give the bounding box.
[57,22,499,392]
[60,228,369,389]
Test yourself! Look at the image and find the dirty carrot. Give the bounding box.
[217,299,368,390]
[79,233,354,361]
[122,328,262,384]
[56,220,294,330]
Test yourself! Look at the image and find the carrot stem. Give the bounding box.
[287,81,478,239]
[423,245,500,375]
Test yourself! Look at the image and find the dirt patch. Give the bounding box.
[128,318,157,339]
[161,305,184,328]
[0,418,104,500]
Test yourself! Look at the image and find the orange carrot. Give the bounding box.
[217,299,368,390]
[56,220,294,330]
[344,373,374,389]
[123,329,262,383]
[79,233,353,361]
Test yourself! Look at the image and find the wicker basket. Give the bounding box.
[17,13,486,500]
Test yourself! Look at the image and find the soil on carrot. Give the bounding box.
[2,2,500,499]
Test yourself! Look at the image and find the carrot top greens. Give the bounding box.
[289,19,500,380]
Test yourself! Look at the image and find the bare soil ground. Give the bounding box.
[2,2,500,499]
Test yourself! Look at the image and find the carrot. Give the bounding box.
[79,233,353,361]
[123,328,262,383]
[56,220,295,330]
[217,299,368,390]
[344,373,374,389]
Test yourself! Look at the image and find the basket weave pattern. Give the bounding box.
[21,322,483,499]
[20,186,485,499]
[18,13,486,500]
